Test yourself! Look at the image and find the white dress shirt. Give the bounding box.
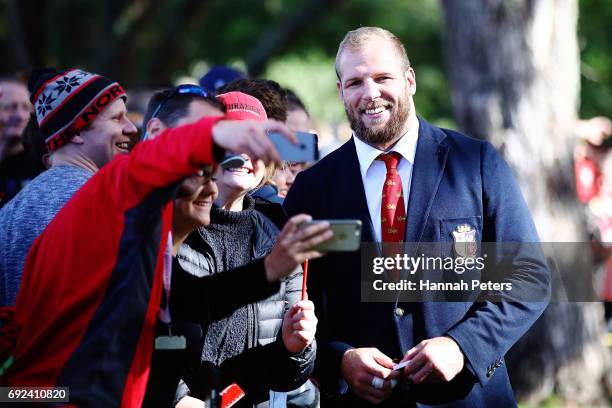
[353,120,419,242]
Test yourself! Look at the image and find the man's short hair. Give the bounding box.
[335,27,411,80]
[143,88,225,128]
[218,79,288,122]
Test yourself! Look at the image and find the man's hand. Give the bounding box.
[282,300,317,354]
[264,214,332,282]
[401,336,464,384]
[341,348,400,404]
[212,119,297,165]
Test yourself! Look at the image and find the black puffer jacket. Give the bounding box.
[174,199,315,407]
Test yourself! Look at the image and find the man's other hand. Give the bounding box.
[401,336,465,384]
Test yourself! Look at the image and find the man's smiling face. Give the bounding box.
[337,36,416,148]
[78,98,137,169]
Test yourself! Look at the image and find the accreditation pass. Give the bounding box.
[0,387,69,403]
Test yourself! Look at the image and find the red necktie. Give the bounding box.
[379,152,406,243]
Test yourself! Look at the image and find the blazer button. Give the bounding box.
[395,307,404,317]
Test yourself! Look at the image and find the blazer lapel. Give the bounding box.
[405,117,449,244]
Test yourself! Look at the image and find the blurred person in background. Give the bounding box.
[0,78,37,208]
[573,116,612,328]
[574,116,612,204]
[285,89,311,134]
[0,78,30,161]
[592,150,612,328]
[199,65,246,95]
[175,91,318,408]
[0,68,137,307]
[272,89,312,200]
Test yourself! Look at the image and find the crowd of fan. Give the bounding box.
[0,67,328,407]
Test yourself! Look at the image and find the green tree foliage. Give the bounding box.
[263,0,454,128]
[0,0,608,122]
[578,0,612,118]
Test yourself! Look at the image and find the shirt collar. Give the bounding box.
[353,118,419,178]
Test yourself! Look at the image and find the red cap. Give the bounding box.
[217,91,267,121]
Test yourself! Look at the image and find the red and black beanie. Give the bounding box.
[28,68,127,152]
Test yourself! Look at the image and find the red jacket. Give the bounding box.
[6,116,221,407]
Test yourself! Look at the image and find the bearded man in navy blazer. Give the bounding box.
[284,27,550,407]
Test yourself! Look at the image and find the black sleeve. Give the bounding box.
[171,258,281,323]
[213,269,316,399]
[217,336,316,400]
[181,340,315,404]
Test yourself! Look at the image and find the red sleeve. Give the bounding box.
[106,116,223,210]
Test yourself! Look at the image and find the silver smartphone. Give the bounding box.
[300,219,362,252]
[268,131,318,162]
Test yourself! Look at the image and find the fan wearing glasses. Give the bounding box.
[141,86,333,407]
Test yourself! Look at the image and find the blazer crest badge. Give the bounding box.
[451,224,478,258]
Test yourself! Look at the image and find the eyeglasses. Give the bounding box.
[142,84,208,141]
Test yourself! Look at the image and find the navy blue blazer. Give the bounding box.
[283,118,550,407]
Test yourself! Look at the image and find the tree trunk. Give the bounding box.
[440,0,610,404]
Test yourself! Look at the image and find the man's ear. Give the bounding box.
[42,152,51,169]
[405,67,417,96]
[336,80,343,99]
[146,117,166,140]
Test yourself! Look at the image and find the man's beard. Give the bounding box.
[346,98,410,147]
